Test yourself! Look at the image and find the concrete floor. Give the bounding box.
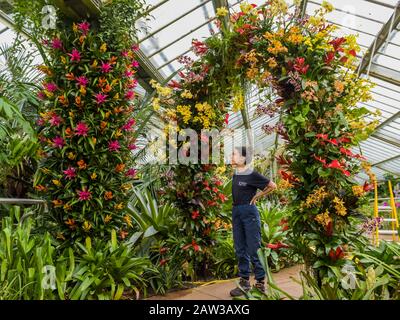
[147,265,303,300]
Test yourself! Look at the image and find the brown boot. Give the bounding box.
[253,280,265,293]
[230,278,251,297]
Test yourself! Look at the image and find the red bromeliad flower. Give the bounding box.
[128,144,137,151]
[44,82,58,92]
[313,154,327,165]
[266,242,289,250]
[121,118,136,131]
[108,140,121,152]
[328,246,345,261]
[159,259,168,266]
[75,122,89,136]
[100,62,112,73]
[329,37,346,51]
[49,114,62,127]
[191,210,200,219]
[363,181,374,192]
[126,168,137,178]
[77,188,92,201]
[94,93,108,104]
[326,159,342,169]
[224,113,229,125]
[63,167,76,179]
[293,57,309,74]
[326,138,338,146]
[324,51,335,64]
[348,49,357,57]
[53,136,65,149]
[192,39,208,55]
[316,133,328,140]
[168,80,182,89]
[131,60,139,68]
[218,193,228,202]
[51,38,63,50]
[77,21,90,35]
[278,170,298,183]
[338,136,351,144]
[76,76,89,87]
[131,44,139,51]
[125,90,135,100]
[340,147,354,157]
[192,240,200,252]
[68,48,81,62]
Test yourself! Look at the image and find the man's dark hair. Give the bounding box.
[235,146,253,165]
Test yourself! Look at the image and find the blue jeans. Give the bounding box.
[232,204,265,281]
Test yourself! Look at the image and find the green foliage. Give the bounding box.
[211,234,237,279]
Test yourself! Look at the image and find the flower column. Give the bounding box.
[35,22,140,241]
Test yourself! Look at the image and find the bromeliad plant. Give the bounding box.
[152,1,378,284]
[33,19,141,241]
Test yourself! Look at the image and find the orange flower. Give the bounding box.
[58,95,68,105]
[104,191,113,200]
[98,77,107,88]
[109,56,118,64]
[77,159,87,170]
[124,215,133,228]
[65,127,73,138]
[119,229,128,240]
[80,86,87,96]
[115,203,124,210]
[63,203,72,211]
[79,35,86,44]
[66,73,75,81]
[104,215,112,223]
[35,185,47,192]
[100,121,108,131]
[90,172,97,180]
[115,163,125,173]
[114,106,124,114]
[104,111,111,119]
[52,199,63,207]
[75,96,82,106]
[102,84,112,93]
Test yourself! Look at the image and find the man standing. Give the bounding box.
[229,146,277,297]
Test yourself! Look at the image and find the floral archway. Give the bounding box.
[151,1,378,282]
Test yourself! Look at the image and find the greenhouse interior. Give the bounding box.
[0,0,399,302]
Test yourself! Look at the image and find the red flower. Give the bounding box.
[326,221,333,236]
[207,200,217,206]
[329,37,346,51]
[293,57,309,74]
[108,140,121,152]
[224,113,229,125]
[340,147,353,157]
[49,114,62,127]
[326,138,338,146]
[218,193,228,202]
[192,240,200,252]
[339,137,351,144]
[77,188,92,201]
[192,39,208,55]
[215,180,223,186]
[159,247,168,254]
[348,49,357,57]
[76,76,89,87]
[122,118,136,131]
[266,242,289,250]
[100,62,112,73]
[52,136,65,149]
[363,181,374,192]
[329,246,345,261]
[77,21,90,35]
[326,159,342,169]
[159,259,168,266]
[342,170,351,177]
[126,168,137,178]
[68,48,81,62]
[51,38,63,50]
[168,80,181,89]
[94,93,108,104]
[324,52,335,64]
[63,167,76,180]
[313,154,327,165]
[75,122,89,136]
[191,210,200,219]
[125,91,135,100]
[316,133,328,140]
[340,56,348,64]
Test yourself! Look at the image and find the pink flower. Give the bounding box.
[77,21,90,35]
[44,82,58,92]
[51,38,63,50]
[63,167,76,179]
[125,70,134,78]
[49,114,62,127]
[77,188,92,201]
[108,140,121,152]
[52,136,65,149]
[37,118,45,126]
[126,168,137,178]
[75,122,89,136]
[76,76,89,87]
[94,93,108,104]
[127,79,138,89]
[125,91,135,100]
[131,44,139,51]
[131,60,139,68]
[121,50,129,57]
[68,48,81,62]
[37,91,46,100]
[121,118,136,131]
[100,62,112,73]
[128,144,137,151]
